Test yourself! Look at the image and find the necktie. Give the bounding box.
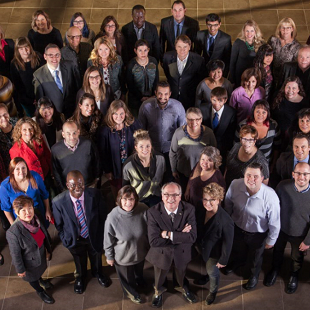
[176,23,180,38]
[54,70,63,93]
[213,112,219,129]
[209,36,214,55]
[76,200,89,238]
[170,213,175,223]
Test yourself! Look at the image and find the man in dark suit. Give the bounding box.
[276,133,310,181]
[33,43,80,118]
[146,182,197,307]
[278,45,310,93]
[53,170,110,294]
[195,13,231,77]
[121,5,160,63]
[159,0,199,63]
[163,34,206,109]
[201,87,236,172]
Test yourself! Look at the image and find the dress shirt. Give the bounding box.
[294,183,310,193]
[177,54,189,75]
[207,32,218,52]
[64,138,80,152]
[174,19,185,38]
[211,105,224,123]
[225,178,280,246]
[293,155,309,170]
[134,23,145,40]
[138,97,186,153]
[47,64,63,86]
[69,192,87,221]
[164,205,178,241]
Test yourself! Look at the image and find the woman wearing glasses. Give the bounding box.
[104,186,148,304]
[225,125,269,187]
[169,107,217,192]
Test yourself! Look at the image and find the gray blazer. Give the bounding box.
[6,217,51,274]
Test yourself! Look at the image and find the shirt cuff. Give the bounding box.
[170,232,173,241]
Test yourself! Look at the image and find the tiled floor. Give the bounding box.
[1,0,310,309]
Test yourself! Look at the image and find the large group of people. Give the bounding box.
[1,0,310,307]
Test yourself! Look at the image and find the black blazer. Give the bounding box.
[146,201,197,270]
[33,60,80,118]
[159,15,199,62]
[163,51,206,109]
[197,206,234,265]
[201,104,236,156]
[195,30,231,77]
[121,21,160,63]
[0,39,14,79]
[52,188,107,253]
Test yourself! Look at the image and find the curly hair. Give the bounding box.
[273,76,306,109]
[239,124,258,140]
[253,43,274,80]
[12,117,42,146]
[31,10,51,31]
[116,185,139,209]
[203,182,225,201]
[90,36,118,67]
[238,20,265,52]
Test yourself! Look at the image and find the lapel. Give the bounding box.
[215,105,229,136]
[182,16,189,35]
[43,64,62,94]
[83,189,92,229]
[168,17,176,43]
[129,21,138,40]
[173,203,183,230]
[60,62,67,97]
[213,30,222,49]
[182,52,193,75]
[17,220,38,246]
[64,192,79,227]
[20,139,38,162]
[168,53,180,77]
[159,202,173,230]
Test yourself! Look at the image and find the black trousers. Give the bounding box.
[115,260,144,298]
[69,237,102,279]
[272,230,305,275]
[29,279,44,292]
[230,225,268,278]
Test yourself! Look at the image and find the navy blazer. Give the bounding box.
[52,188,107,253]
[146,201,196,270]
[159,15,199,62]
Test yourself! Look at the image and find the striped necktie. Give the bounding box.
[76,200,89,238]
[54,70,63,93]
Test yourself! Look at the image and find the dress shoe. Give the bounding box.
[129,295,142,304]
[182,291,197,304]
[36,290,55,304]
[285,275,298,294]
[245,276,258,290]
[0,254,4,266]
[39,278,54,290]
[205,292,217,305]
[264,269,278,287]
[74,278,84,294]
[97,275,111,288]
[193,274,210,285]
[151,294,163,308]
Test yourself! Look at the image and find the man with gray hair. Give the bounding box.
[146,182,197,307]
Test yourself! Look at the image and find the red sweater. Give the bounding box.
[30,228,45,248]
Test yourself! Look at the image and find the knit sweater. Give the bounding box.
[104,203,149,266]
[276,179,310,245]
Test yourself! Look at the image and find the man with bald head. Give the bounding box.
[264,162,310,294]
[53,170,110,294]
[51,120,100,192]
[61,26,92,84]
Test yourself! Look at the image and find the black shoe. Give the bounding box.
[39,278,54,290]
[36,290,55,304]
[74,278,84,294]
[264,269,278,287]
[0,254,4,266]
[151,294,163,308]
[182,291,197,304]
[286,276,298,294]
[245,276,258,290]
[205,292,217,305]
[97,275,111,288]
[129,295,142,304]
[193,274,210,285]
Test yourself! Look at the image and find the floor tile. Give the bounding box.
[40,0,67,8]
[277,0,304,10]
[0,8,13,23]
[146,8,172,25]
[118,9,133,25]
[63,8,91,24]
[66,0,94,8]
[119,0,146,9]
[145,0,171,9]
[198,0,224,9]
[14,0,41,7]
[198,9,225,25]
[9,8,35,23]
[43,8,65,24]
[4,23,29,38]
[249,0,277,9]
[225,10,252,24]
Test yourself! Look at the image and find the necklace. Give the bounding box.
[46,120,54,126]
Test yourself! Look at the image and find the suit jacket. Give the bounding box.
[197,206,234,265]
[195,30,231,77]
[163,51,206,109]
[52,188,107,253]
[201,104,236,156]
[6,215,52,274]
[159,16,199,62]
[146,201,197,270]
[121,21,160,63]
[33,60,80,118]
[0,39,15,79]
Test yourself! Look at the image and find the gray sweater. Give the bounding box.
[276,179,310,245]
[104,203,149,266]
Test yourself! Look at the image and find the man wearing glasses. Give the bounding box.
[264,162,310,294]
[33,43,80,118]
[146,182,197,307]
[61,26,92,85]
[195,13,231,77]
[224,162,280,290]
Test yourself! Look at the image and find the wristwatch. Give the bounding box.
[165,231,170,239]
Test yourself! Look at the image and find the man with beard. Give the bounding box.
[138,81,186,181]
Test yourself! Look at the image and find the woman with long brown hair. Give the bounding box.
[10,36,44,116]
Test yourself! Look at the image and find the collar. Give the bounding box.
[47,63,60,73]
[293,155,309,165]
[155,98,171,110]
[207,31,219,40]
[212,105,224,119]
[164,205,178,215]
[177,53,189,63]
[64,138,80,152]
[69,192,85,204]
[294,183,310,193]
[240,180,263,199]
[134,23,145,31]
[68,44,80,54]
[174,19,185,27]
